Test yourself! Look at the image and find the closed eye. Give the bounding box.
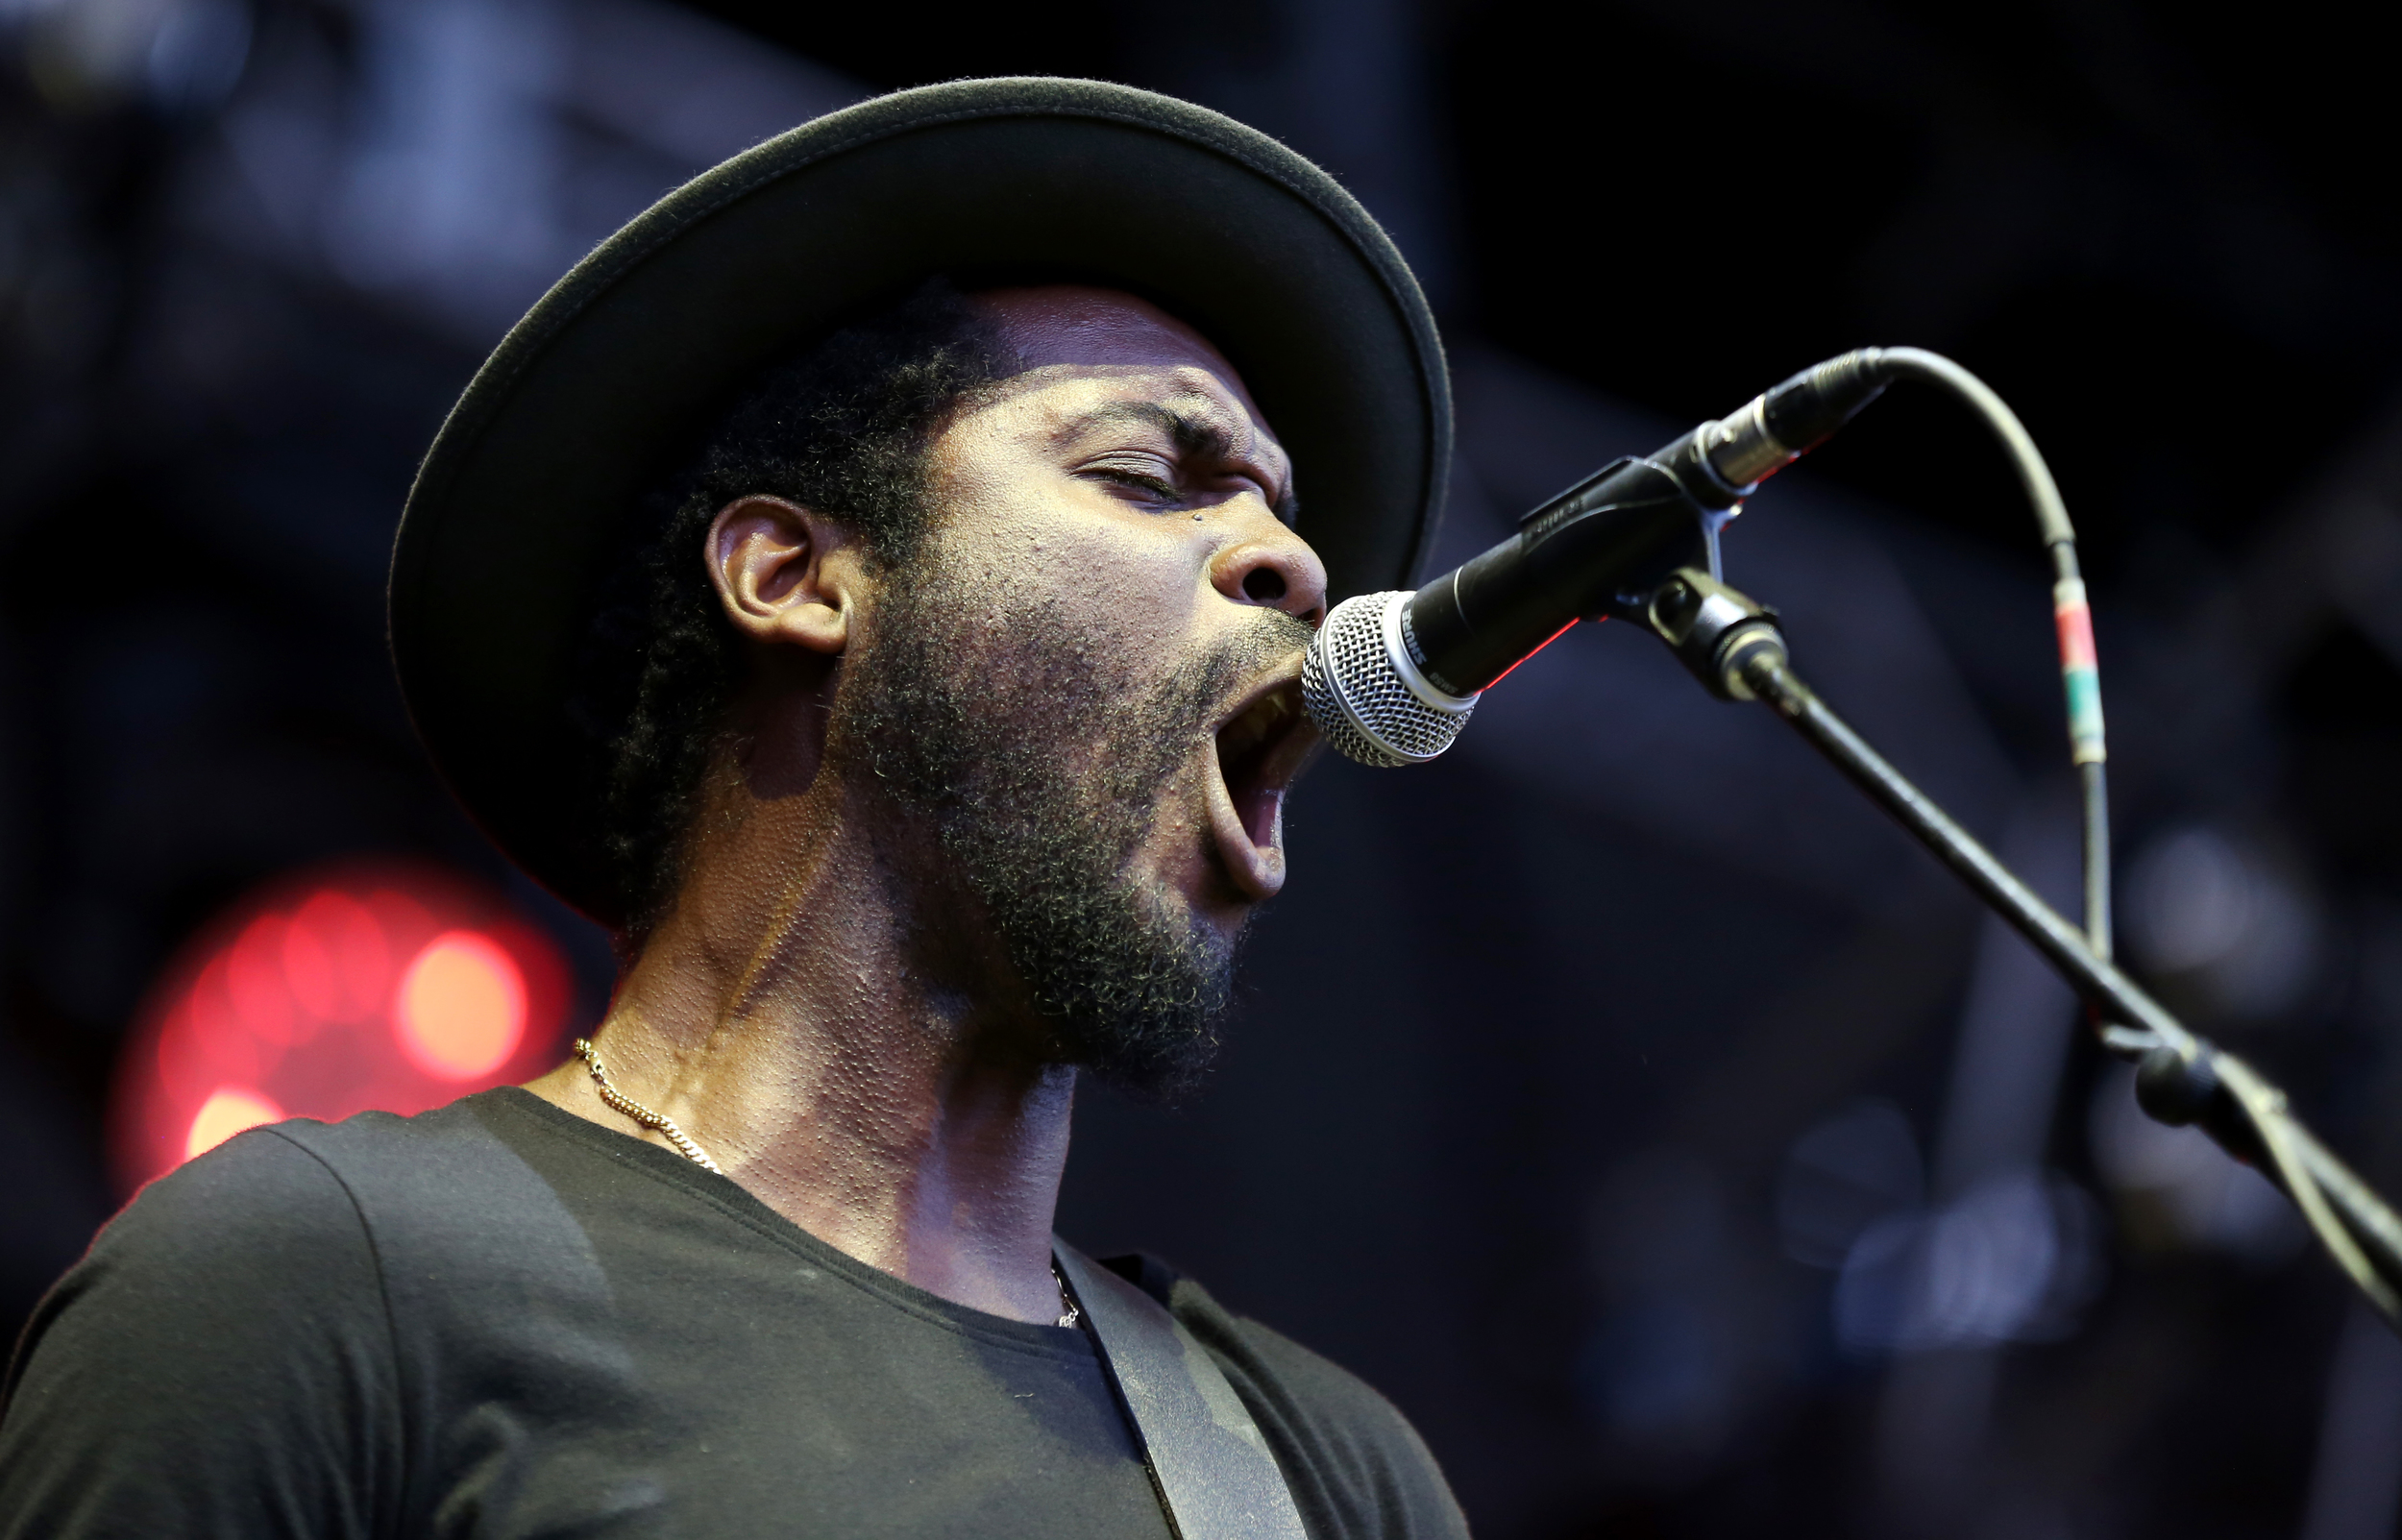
[1086,465,1181,503]
[1065,403,1288,511]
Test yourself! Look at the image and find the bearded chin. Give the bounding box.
[835,558,1265,1100]
[943,813,1237,1100]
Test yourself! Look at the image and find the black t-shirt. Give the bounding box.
[0,1088,1466,1539]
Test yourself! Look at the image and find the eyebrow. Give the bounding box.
[1066,402,1297,523]
[1071,401,1237,462]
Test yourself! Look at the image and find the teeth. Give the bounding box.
[1218,691,1293,759]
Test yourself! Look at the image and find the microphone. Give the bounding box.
[1303,349,1897,768]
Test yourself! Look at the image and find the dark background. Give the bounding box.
[8,2,2402,1537]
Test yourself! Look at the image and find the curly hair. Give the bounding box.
[575,281,1012,948]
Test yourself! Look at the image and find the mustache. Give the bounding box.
[1091,607,1314,800]
[835,571,1316,807]
[1221,607,1316,674]
[1157,608,1314,733]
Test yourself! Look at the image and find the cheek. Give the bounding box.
[975,520,1210,667]
[926,427,1213,667]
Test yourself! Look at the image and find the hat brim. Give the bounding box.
[389,77,1451,928]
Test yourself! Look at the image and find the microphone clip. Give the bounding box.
[1622,568,1787,702]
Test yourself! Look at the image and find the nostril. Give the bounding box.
[1242,567,1287,602]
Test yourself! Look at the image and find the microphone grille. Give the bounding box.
[1302,591,1477,768]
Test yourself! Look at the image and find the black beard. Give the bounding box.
[833,551,1308,1098]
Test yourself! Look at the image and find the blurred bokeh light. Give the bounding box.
[109,859,571,1192]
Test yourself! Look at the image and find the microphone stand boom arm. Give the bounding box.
[1629,564,2402,1327]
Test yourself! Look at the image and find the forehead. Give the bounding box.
[967,285,1287,466]
[973,285,1236,375]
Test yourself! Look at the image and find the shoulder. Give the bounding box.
[41,1093,520,1299]
[4,1090,529,1424]
[45,1121,381,1324]
[5,1112,429,1397]
[0,1093,550,1537]
[0,1125,404,1537]
[1105,1255,1470,1540]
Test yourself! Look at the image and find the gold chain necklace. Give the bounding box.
[573,1038,723,1172]
[568,1038,1081,1330]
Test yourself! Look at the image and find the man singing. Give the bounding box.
[0,79,1463,1538]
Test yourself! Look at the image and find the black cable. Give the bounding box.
[1869,349,2111,955]
[1852,352,2402,1320]
[1638,347,2402,1321]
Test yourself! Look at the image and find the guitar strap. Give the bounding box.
[1053,1243,1311,1540]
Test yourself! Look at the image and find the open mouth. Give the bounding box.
[1206,675,1319,899]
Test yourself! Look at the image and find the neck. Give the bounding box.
[527,760,1076,1326]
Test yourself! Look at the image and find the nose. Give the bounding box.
[1210,529,1328,626]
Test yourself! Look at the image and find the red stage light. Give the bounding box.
[396,931,527,1080]
[185,1087,284,1161]
[111,860,577,1195]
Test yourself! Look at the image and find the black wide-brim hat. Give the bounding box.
[390,77,1451,928]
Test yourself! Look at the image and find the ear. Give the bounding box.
[705,496,865,655]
